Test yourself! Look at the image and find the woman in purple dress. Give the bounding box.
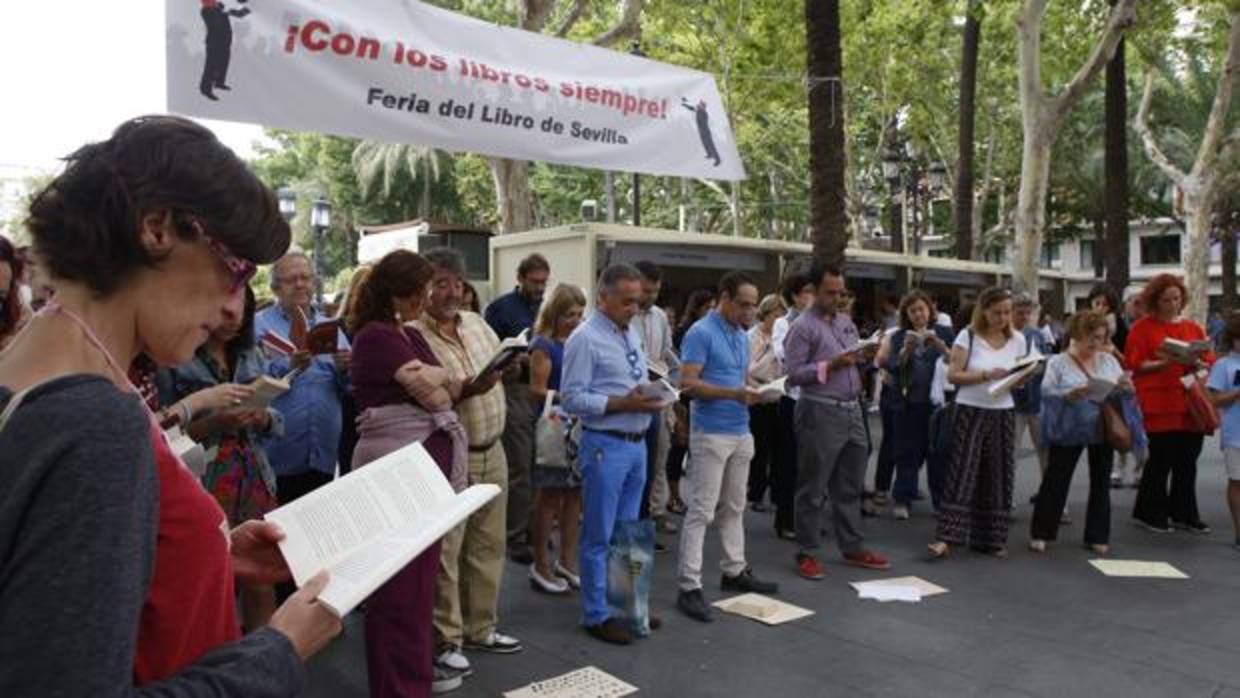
[348,250,469,697]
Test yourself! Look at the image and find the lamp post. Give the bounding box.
[882,144,948,257]
[277,188,297,221]
[310,196,332,306]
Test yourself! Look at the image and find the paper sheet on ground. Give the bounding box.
[1089,560,1189,579]
[712,593,814,625]
[851,576,949,603]
[503,666,638,698]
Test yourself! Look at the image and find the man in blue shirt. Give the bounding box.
[485,253,550,565]
[561,264,666,646]
[675,271,777,622]
[254,252,350,508]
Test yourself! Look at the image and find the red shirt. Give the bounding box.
[133,421,239,684]
[1124,316,1216,434]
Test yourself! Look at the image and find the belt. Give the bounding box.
[583,427,645,443]
[468,440,499,453]
[801,393,860,409]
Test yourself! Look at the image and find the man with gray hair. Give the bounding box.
[561,263,667,645]
[413,247,522,682]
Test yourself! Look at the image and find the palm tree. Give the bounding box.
[806,0,848,269]
[954,0,983,260]
[351,141,443,219]
[1103,0,1130,292]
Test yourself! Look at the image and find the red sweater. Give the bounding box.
[1124,316,1216,434]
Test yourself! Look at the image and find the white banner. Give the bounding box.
[166,0,745,181]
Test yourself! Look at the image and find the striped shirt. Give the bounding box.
[414,311,507,447]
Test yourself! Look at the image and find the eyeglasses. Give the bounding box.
[192,220,257,294]
[625,348,643,381]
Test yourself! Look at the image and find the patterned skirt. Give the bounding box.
[935,404,1016,551]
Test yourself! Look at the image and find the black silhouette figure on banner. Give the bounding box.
[682,98,721,167]
[199,0,251,101]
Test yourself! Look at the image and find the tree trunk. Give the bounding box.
[1104,3,1131,293]
[1013,130,1053,294]
[888,202,904,254]
[1092,218,1105,278]
[1222,227,1238,310]
[954,6,981,260]
[1183,192,1215,324]
[489,158,534,234]
[806,0,848,269]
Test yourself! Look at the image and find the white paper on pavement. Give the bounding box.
[1089,560,1189,579]
[504,666,638,698]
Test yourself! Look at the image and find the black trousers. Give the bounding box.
[1134,431,1206,528]
[873,402,898,495]
[275,470,334,602]
[773,397,799,532]
[200,40,232,92]
[641,416,661,519]
[1031,443,1113,545]
[747,403,779,504]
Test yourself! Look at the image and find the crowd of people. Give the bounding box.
[1,116,1239,698]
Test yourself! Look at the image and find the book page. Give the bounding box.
[1085,376,1117,403]
[265,441,500,616]
[988,361,1040,397]
[504,666,638,698]
[237,375,289,410]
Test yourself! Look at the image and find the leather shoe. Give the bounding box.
[649,615,663,631]
[720,567,778,594]
[677,588,714,623]
[585,618,632,645]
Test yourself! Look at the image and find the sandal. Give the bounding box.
[925,542,950,560]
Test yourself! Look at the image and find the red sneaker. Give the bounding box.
[797,554,825,581]
[844,550,891,571]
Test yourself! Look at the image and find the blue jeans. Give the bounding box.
[892,402,934,506]
[579,430,647,626]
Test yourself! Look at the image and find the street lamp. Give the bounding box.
[881,142,948,257]
[310,196,332,306]
[277,188,297,221]
[927,161,948,192]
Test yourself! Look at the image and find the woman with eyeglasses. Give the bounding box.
[1030,311,1133,555]
[0,116,339,695]
[928,287,1027,559]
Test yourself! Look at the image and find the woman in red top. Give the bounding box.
[0,116,339,695]
[1125,274,1216,533]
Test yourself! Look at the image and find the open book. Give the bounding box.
[235,375,290,410]
[756,376,787,402]
[987,357,1044,397]
[265,442,501,617]
[844,328,885,356]
[306,319,343,355]
[479,329,531,376]
[1084,376,1117,402]
[1161,337,1212,360]
[635,378,679,408]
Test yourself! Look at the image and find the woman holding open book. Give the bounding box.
[928,287,1028,560]
[528,283,588,595]
[162,284,284,631]
[1126,274,1216,534]
[348,249,469,697]
[1030,311,1133,555]
[0,116,340,696]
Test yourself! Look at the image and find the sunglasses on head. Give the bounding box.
[192,219,257,294]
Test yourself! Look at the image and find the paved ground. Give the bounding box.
[306,428,1240,698]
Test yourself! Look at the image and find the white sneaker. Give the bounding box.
[464,630,523,654]
[435,648,471,674]
[432,666,464,694]
[892,505,910,520]
[529,566,569,595]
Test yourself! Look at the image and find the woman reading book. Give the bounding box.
[348,249,469,697]
[161,285,284,631]
[0,116,340,695]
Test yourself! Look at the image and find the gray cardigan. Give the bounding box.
[0,375,304,697]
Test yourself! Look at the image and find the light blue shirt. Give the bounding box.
[1207,352,1240,450]
[561,310,653,434]
[681,311,750,435]
[254,304,350,476]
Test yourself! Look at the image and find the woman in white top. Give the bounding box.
[928,287,1028,559]
[1030,311,1133,555]
[746,294,786,512]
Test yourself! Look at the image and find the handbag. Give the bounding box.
[534,390,571,469]
[1068,353,1132,451]
[1041,396,1099,447]
[1184,372,1221,434]
[606,518,655,638]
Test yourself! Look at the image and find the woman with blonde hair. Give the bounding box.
[528,283,589,594]
[928,286,1028,559]
[745,293,785,511]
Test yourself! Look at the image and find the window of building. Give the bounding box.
[1040,243,1061,268]
[928,248,953,259]
[1079,239,1096,271]
[1139,234,1181,265]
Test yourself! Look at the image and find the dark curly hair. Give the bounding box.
[0,236,25,338]
[347,250,434,334]
[25,115,289,297]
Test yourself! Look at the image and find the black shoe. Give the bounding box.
[654,541,669,554]
[774,526,796,541]
[1172,520,1212,535]
[676,588,714,623]
[721,567,779,594]
[649,615,663,631]
[200,89,218,101]
[585,618,632,645]
[508,544,534,565]
[215,84,231,91]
